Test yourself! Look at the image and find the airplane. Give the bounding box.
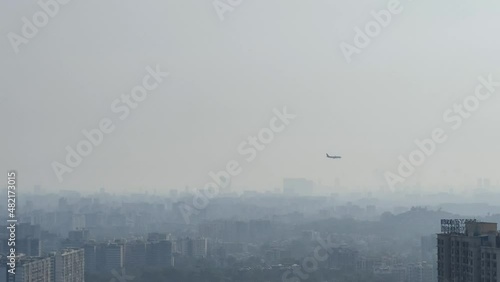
[326,154,341,159]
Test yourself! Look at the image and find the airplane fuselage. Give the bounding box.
[326,154,341,159]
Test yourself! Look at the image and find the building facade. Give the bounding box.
[0,256,52,282]
[52,248,85,282]
[438,220,500,282]
[0,249,83,282]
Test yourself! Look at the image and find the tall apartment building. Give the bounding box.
[103,244,124,272]
[124,241,147,268]
[0,249,83,282]
[52,248,85,282]
[0,256,52,282]
[84,244,98,274]
[85,242,125,273]
[146,240,174,267]
[438,220,500,282]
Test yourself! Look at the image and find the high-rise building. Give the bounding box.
[85,243,126,273]
[0,256,52,282]
[103,244,124,272]
[52,248,85,282]
[146,240,174,267]
[0,250,83,282]
[438,219,500,282]
[83,244,98,274]
[125,241,147,268]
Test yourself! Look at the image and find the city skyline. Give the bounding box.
[2,1,499,281]
[2,1,500,192]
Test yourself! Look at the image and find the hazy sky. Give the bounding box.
[1,0,500,193]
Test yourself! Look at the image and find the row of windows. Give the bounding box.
[481,261,497,267]
[482,253,497,259]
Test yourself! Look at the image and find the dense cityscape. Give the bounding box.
[2,179,500,281]
[2,0,500,281]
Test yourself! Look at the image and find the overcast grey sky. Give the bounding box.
[1,0,499,193]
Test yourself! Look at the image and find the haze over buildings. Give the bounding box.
[1,1,499,282]
[1,1,500,193]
